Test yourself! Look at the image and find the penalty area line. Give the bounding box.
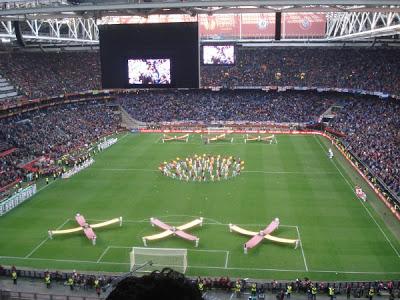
[25,218,71,258]
[225,251,230,269]
[97,246,111,263]
[314,135,400,260]
[295,225,309,272]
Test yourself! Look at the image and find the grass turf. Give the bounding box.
[0,133,399,281]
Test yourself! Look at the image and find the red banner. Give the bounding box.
[283,13,326,38]
[198,14,239,38]
[240,13,275,38]
[100,13,326,39]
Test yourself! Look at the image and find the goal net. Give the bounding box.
[130,247,188,274]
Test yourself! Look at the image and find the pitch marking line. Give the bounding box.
[90,167,335,176]
[119,132,130,141]
[2,255,400,274]
[225,251,230,269]
[86,217,297,228]
[97,246,110,263]
[296,225,309,272]
[25,218,70,258]
[314,135,400,259]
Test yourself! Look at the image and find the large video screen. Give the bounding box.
[203,45,235,65]
[128,59,171,85]
[99,23,199,89]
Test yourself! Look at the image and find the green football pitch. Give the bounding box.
[0,133,399,281]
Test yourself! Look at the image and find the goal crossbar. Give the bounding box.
[130,247,188,273]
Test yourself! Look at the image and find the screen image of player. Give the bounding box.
[203,45,235,65]
[128,59,171,85]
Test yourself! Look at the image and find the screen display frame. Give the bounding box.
[201,44,236,66]
[99,22,199,89]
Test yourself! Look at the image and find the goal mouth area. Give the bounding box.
[130,247,188,274]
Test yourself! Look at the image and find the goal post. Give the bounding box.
[130,247,188,274]
[203,127,234,143]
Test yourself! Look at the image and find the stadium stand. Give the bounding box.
[0,48,399,99]
[0,101,119,190]
[117,90,335,123]
[0,51,100,99]
[0,74,20,101]
[330,97,400,197]
[201,47,400,95]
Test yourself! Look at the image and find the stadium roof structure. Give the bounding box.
[0,0,399,45]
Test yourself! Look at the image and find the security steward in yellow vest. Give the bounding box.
[198,282,204,294]
[11,271,17,284]
[67,277,74,290]
[95,279,101,296]
[368,288,374,300]
[329,287,335,300]
[45,274,51,288]
[235,281,241,297]
[251,283,257,296]
[311,285,317,300]
[287,284,293,299]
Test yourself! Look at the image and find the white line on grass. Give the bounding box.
[0,256,128,265]
[35,179,56,194]
[91,168,158,172]
[25,218,70,258]
[243,170,336,175]
[119,132,129,141]
[2,255,400,274]
[90,167,335,176]
[296,226,309,272]
[86,218,297,228]
[314,135,400,259]
[97,246,110,263]
[225,251,230,269]
[108,245,230,255]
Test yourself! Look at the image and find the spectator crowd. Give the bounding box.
[201,47,400,95]
[117,90,334,123]
[0,47,399,99]
[0,101,120,190]
[330,97,400,197]
[0,51,100,99]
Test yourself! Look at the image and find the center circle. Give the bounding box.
[159,154,245,182]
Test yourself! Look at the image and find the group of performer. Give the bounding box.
[159,154,245,182]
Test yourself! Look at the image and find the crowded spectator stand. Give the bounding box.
[0,265,399,299]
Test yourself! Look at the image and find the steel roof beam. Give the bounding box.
[1,1,400,17]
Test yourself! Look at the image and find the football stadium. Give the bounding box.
[0,1,400,299]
